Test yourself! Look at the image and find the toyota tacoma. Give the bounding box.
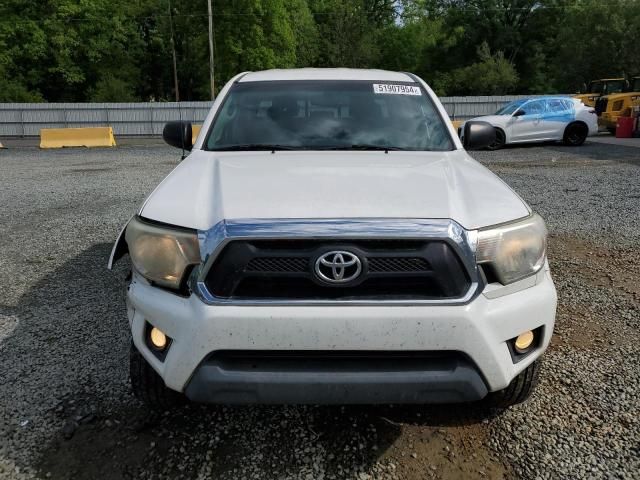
[109,68,557,408]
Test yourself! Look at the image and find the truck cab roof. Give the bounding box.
[238,68,416,83]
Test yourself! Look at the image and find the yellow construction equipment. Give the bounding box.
[574,78,625,107]
[597,77,640,134]
[191,124,202,145]
[40,127,116,149]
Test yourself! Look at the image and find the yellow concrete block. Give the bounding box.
[191,124,202,145]
[40,127,116,149]
[450,119,463,130]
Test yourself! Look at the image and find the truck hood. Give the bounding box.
[140,149,530,231]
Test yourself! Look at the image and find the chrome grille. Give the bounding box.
[204,239,469,301]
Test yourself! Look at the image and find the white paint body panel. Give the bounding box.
[128,267,557,393]
[140,149,530,232]
[239,68,414,83]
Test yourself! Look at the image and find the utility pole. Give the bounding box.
[168,0,180,102]
[207,0,215,99]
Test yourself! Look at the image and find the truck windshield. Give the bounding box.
[588,81,603,94]
[205,81,453,151]
[602,80,624,95]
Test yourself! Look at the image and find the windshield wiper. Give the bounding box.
[326,144,404,152]
[212,144,297,151]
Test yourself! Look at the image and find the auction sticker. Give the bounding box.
[373,84,422,95]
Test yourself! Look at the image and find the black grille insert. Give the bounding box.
[246,257,308,272]
[205,350,469,373]
[368,257,430,273]
[205,239,471,301]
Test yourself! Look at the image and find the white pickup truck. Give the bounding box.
[109,68,557,409]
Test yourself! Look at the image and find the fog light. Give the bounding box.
[149,327,167,350]
[514,330,535,353]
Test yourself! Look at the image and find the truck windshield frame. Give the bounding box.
[204,80,454,152]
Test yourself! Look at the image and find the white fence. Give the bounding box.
[0,95,547,137]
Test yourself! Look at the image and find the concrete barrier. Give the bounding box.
[450,119,463,130]
[40,127,116,148]
[192,124,202,145]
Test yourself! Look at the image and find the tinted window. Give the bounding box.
[603,80,624,95]
[205,81,453,151]
[589,81,603,94]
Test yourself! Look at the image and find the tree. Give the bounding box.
[310,0,395,68]
[549,0,640,92]
[1,0,639,101]
[443,42,519,95]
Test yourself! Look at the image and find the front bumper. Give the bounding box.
[184,351,488,404]
[127,264,556,404]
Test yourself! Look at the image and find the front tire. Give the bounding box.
[484,360,541,409]
[486,128,506,150]
[563,122,588,146]
[130,342,185,409]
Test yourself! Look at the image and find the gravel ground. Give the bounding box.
[0,139,638,480]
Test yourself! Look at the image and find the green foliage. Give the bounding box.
[89,76,137,102]
[310,0,383,68]
[550,0,640,92]
[0,0,639,101]
[442,42,519,95]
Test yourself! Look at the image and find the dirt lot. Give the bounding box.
[0,140,638,480]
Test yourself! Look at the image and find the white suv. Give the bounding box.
[109,69,557,408]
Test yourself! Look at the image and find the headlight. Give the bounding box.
[125,216,200,289]
[476,213,547,285]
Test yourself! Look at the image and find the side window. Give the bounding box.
[522,100,545,115]
[547,99,566,113]
[562,99,574,111]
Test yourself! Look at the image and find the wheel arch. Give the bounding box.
[563,120,589,146]
[564,120,588,134]
[494,126,509,144]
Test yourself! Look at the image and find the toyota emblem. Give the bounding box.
[314,251,362,284]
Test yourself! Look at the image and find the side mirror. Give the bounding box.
[463,121,495,150]
[163,121,193,151]
[513,109,525,117]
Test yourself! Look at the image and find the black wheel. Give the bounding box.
[484,360,541,409]
[563,122,588,146]
[607,127,616,136]
[486,128,505,150]
[130,342,185,409]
